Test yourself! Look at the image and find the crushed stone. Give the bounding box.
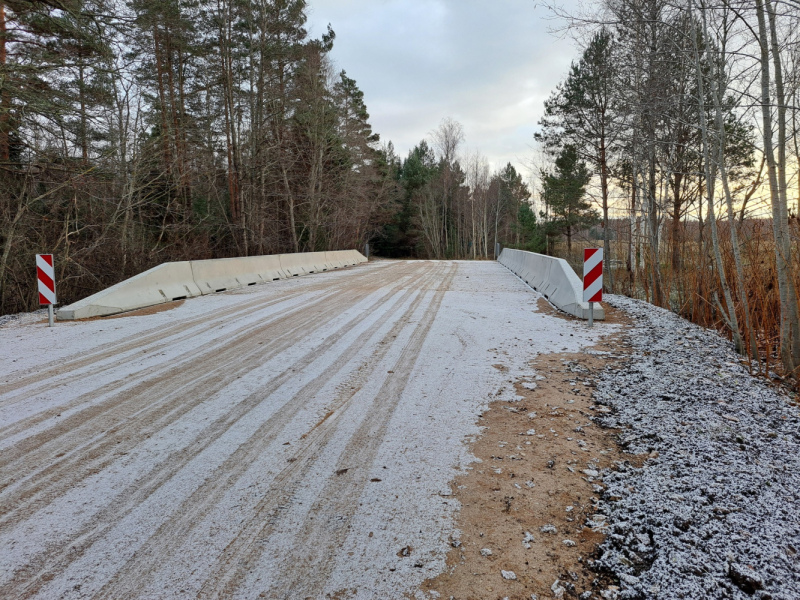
[592,295,800,600]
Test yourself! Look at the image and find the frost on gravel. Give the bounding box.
[592,295,800,600]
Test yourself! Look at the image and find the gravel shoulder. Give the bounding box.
[419,293,800,600]
[591,295,800,600]
[418,303,633,600]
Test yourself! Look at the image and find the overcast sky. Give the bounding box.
[305,0,590,177]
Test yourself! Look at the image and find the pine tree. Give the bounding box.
[497,163,530,249]
[541,145,597,253]
[537,28,618,280]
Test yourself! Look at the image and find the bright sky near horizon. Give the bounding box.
[306,0,588,178]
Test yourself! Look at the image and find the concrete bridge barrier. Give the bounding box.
[55,261,204,321]
[324,251,346,269]
[324,250,362,269]
[498,248,604,321]
[58,250,367,320]
[278,251,331,276]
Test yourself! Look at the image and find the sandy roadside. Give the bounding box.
[418,303,636,600]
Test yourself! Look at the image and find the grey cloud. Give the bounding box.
[307,0,590,172]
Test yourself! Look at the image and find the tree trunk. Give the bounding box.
[0,199,26,310]
[152,28,172,177]
[282,163,299,253]
[78,63,89,162]
[628,176,634,280]
[219,6,241,235]
[690,0,743,352]
[599,128,611,291]
[756,0,798,373]
[671,172,683,272]
[766,0,800,368]
[0,1,9,162]
[699,0,759,363]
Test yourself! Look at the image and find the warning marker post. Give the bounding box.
[37,254,57,327]
[583,248,603,327]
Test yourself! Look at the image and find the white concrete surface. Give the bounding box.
[58,250,367,320]
[0,260,612,600]
[499,248,605,320]
[54,261,205,321]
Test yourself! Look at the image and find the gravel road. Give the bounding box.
[0,259,603,599]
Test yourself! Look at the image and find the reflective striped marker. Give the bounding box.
[583,249,603,327]
[37,254,56,326]
[583,248,603,302]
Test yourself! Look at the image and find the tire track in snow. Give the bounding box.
[91,264,452,600]
[264,264,457,599]
[0,265,406,452]
[0,287,334,407]
[0,264,407,514]
[0,286,340,438]
[195,264,457,600]
[0,263,392,399]
[0,263,407,452]
[1,263,437,599]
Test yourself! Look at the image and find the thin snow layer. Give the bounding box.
[0,260,608,599]
[594,295,800,600]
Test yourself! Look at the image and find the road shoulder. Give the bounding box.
[418,305,634,600]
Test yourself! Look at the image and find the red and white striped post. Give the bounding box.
[36,254,57,327]
[583,248,603,327]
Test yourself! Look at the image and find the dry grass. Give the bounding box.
[550,218,800,380]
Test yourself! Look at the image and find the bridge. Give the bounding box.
[0,259,613,598]
[2,257,796,599]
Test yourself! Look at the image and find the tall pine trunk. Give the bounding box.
[0,1,8,162]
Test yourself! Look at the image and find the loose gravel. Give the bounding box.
[591,295,800,600]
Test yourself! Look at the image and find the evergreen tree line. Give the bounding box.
[536,0,800,377]
[375,118,539,260]
[0,0,548,316]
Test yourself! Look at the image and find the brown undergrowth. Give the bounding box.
[418,305,638,600]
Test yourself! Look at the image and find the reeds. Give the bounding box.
[553,217,796,381]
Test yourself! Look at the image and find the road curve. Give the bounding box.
[0,260,603,599]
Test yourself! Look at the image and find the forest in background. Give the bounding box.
[0,0,394,316]
[0,0,537,319]
[531,0,800,379]
[4,0,800,381]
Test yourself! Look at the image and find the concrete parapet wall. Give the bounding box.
[498,248,604,321]
[190,254,289,294]
[58,250,368,320]
[56,262,203,321]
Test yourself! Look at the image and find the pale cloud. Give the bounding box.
[306,0,592,174]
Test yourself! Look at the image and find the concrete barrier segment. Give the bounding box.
[57,261,202,320]
[349,249,369,265]
[58,250,368,320]
[254,254,285,281]
[279,253,311,277]
[498,248,605,321]
[191,257,250,294]
[328,250,357,268]
[324,251,346,269]
[303,251,330,273]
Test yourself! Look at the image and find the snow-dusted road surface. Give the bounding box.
[0,260,603,599]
